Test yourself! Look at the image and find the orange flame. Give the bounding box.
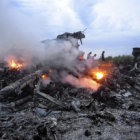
[41,74,49,79]
[90,69,106,81]
[78,54,84,60]
[95,72,104,80]
[42,69,52,80]
[88,61,116,81]
[9,59,24,70]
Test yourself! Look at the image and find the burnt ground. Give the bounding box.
[0,66,140,140]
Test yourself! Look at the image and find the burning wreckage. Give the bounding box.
[0,31,140,140]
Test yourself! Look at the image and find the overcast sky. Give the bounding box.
[1,0,140,57]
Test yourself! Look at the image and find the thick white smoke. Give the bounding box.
[0,0,42,64]
[0,0,100,91]
[0,0,81,69]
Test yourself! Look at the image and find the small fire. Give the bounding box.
[95,72,104,80]
[42,69,52,80]
[90,69,106,81]
[9,59,24,70]
[88,61,116,81]
[41,74,49,79]
[5,56,26,70]
[78,54,84,60]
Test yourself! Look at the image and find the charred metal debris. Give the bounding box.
[0,31,140,140]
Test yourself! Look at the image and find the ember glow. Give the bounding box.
[41,74,49,79]
[63,75,100,91]
[42,69,52,80]
[78,54,84,60]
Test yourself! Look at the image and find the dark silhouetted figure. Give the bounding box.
[101,51,105,62]
[87,52,92,59]
[87,52,97,60]
[93,54,97,58]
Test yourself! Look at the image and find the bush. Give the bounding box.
[105,56,113,62]
[102,55,133,65]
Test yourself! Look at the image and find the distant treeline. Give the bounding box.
[100,55,133,65]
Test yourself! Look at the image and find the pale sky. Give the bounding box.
[1,0,140,57]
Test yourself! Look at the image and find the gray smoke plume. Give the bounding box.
[0,0,42,64]
[0,0,99,91]
[0,0,81,69]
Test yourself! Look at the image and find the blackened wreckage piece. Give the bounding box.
[35,80,66,109]
[130,47,140,71]
[0,70,43,101]
[7,95,32,108]
[57,30,85,47]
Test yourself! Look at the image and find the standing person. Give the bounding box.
[93,54,97,60]
[87,52,92,59]
[87,52,96,60]
[86,52,96,68]
[101,51,105,62]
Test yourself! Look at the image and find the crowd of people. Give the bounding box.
[87,51,105,62]
[77,50,106,71]
[78,51,105,62]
